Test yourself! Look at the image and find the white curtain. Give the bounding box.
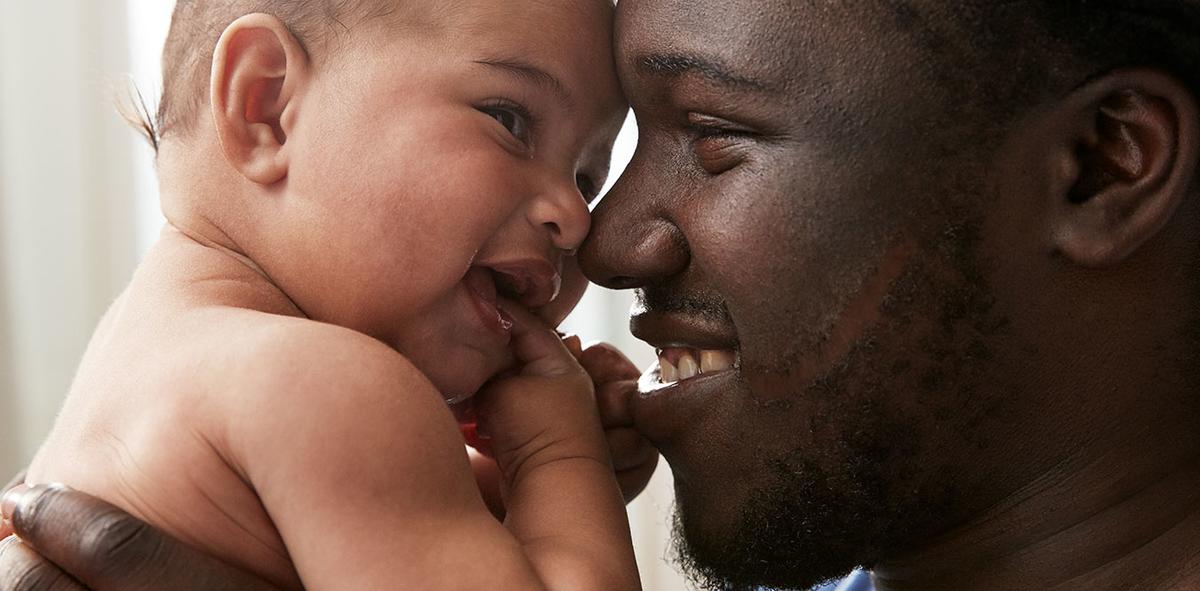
[0,1,145,479]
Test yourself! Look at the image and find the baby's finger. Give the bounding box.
[579,343,640,383]
[500,301,580,378]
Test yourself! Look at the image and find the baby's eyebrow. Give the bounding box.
[473,58,576,111]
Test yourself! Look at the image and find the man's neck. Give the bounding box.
[873,440,1200,591]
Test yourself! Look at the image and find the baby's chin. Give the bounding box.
[417,345,515,404]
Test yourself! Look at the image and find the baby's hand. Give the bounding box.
[470,305,640,589]
[576,343,660,503]
[472,305,609,494]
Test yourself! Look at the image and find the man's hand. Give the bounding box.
[571,341,660,503]
[0,484,279,591]
[2,470,25,539]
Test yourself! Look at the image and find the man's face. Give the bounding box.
[581,1,1025,588]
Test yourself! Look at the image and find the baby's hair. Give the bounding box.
[131,0,397,152]
[128,0,615,153]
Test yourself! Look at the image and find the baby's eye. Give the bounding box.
[576,174,599,203]
[480,102,535,145]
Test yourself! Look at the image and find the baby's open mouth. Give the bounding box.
[463,266,509,334]
[478,259,562,309]
[656,347,738,384]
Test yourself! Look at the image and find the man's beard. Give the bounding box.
[666,221,1001,590]
[666,413,956,591]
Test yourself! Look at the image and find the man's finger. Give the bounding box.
[1,472,25,540]
[0,535,87,591]
[616,454,659,503]
[596,380,638,427]
[605,427,657,471]
[579,343,640,383]
[8,485,279,591]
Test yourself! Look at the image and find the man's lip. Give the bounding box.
[632,362,739,445]
[630,310,739,352]
[639,362,737,395]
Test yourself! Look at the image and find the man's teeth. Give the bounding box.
[700,350,737,373]
[660,358,678,383]
[658,349,737,384]
[678,353,699,380]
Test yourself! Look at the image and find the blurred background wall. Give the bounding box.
[0,1,688,589]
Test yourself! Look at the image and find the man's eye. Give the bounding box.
[689,127,750,175]
[481,103,534,145]
[686,113,755,175]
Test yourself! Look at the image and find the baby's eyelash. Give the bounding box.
[482,99,540,138]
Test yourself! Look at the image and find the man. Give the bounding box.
[3,1,1200,590]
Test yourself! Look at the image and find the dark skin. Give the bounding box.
[4,1,1200,590]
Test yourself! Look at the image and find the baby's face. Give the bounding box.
[276,0,626,399]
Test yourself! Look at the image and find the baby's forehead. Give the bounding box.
[426,1,623,106]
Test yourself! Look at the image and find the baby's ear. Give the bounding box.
[210,13,309,184]
[1048,69,1200,267]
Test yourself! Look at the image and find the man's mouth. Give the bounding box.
[631,301,740,389]
[656,347,739,384]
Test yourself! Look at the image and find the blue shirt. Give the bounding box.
[811,570,874,591]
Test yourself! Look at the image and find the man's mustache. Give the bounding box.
[635,286,733,324]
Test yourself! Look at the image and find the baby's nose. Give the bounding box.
[528,180,592,251]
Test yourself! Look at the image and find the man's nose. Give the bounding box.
[579,157,689,290]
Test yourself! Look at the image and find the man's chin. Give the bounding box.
[667,470,874,591]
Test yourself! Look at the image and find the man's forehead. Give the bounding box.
[617,0,798,78]
[614,0,899,93]
[614,0,959,129]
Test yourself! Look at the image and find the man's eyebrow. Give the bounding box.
[473,58,574,109]
[636,53,772,93]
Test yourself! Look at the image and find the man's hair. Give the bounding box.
[142,0,393,148]
[921,1,1200,120]
[1043,1,1200,93]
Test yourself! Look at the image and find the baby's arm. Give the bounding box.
[472,306,639,589]
[227,320,638,590]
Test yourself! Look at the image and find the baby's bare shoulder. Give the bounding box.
[213,313,437,405]
[208,313,462,468]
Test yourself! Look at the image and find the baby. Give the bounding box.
[14,1,640,589]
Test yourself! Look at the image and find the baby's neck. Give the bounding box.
[152,223,306,320]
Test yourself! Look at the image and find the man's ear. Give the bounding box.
[210,13,309,185]
[1047,69,1199,267]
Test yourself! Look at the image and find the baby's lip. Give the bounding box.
[463,266,511,336]
[484,259,562,309]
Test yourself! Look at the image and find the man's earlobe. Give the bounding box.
[210,14,309,185]
[1052,70,1199,267]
